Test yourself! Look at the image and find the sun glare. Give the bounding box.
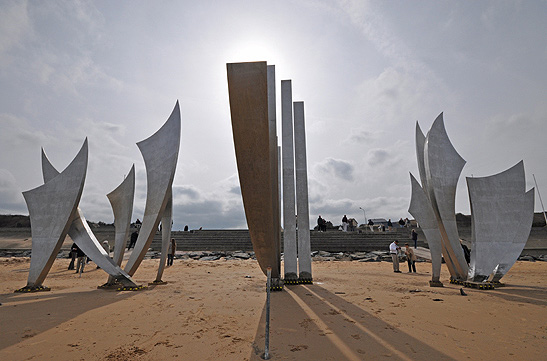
[224,40,285,65]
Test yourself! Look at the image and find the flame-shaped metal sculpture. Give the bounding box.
[124,101,181,277]
[423,113,469,280]
[227,61,282,286]
[106,164,135,285]
[41,149,138,288]
[467,161,534,282]
[408,173,444,286]
[17,140,88,291]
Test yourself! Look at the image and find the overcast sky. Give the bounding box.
[1,1,546,230]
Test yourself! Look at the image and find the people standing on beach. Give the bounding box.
[68,243,77,270]
[168,238,176,266]
[128,231,138,250]
[75,244,86,274]
[317,215,325,232]
[404,243,417,273]
[135,218,142,230]
[368,219,374,232]
[387,219,393,231]
[411,229,418,249]
[184,225,189,232]
[342,215,348,232]
[405,218,411,228]
[398,218,405,227]
[389,240,401,273]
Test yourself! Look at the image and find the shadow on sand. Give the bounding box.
[0,287,136,350]
[486,283,547,306]
[250,284,455,361]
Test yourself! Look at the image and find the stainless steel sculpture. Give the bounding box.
[227,61,282,286]
[281,79,298,283]
[467,161,534,282]
[106,165,135,285]
[124,101,181,277]
[424,113,468,280]
[17,140,88,291]
[411,113,534,287]
[41,148,138,288]
[293,101,312,283]
[152,189,172,284]
[408,174,443,286]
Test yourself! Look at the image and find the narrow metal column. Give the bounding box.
[293,101,312,282]
[281,80,298,282]
[267,65,282,283]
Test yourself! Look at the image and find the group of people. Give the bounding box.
[68,240,110,274]
[67,218,180,274]
[389,240,417,273]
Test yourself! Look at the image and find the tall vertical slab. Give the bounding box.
[466,162,534,282]
[424,113,468,280]
[293,101,312,282]
[227,61,281,280]
[124,102,181,276]
[21,140,88,289]
[268,65,282,272]
[281,80,298,282]
[106,165,135,285]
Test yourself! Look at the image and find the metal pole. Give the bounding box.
[264,267,271,360]
[533,174,547,226]
[359,207,367,225]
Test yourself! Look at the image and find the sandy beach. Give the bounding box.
[0,257,545,360]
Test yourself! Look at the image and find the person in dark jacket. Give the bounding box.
[74,244,86,274]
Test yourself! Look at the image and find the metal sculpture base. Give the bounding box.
[429,280,444,287]
[149,280,168,285]
[298,272,313,284]
[284,273,298,285]
[269,278,284,292]
[463,281,495,290]
[15,285,51,293]
[97,282,123,290]
[449,279,466,285]
[116,285,148,292]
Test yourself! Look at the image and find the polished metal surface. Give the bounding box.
[42,149,137,287]
[106,164,135,284]
[424,113,468,280]
[415,122,429,193]
[124,101,181,276]
[408,173,443,282]
[22,140,88,288]
[466,161,534,282]
[154,189,172,282]
[227,61,281,279]
[294,101,312,280]
[267,65,282,276]
[281,79,297,280]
